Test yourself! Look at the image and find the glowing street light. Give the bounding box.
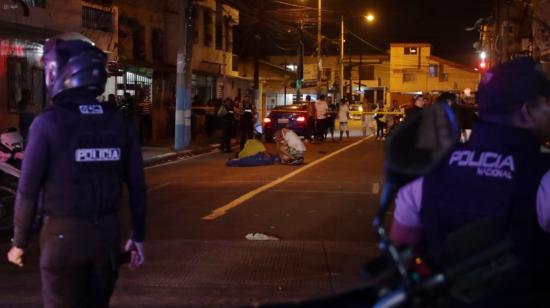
[480,51,487,60]
[365,13,375,23]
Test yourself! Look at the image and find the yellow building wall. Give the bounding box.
[390,44,479,94]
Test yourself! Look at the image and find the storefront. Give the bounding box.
[0,37,46,129]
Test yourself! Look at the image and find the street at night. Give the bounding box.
[1,134,386,307]
[1,0,549,307]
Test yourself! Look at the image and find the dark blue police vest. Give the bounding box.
[421,122,550,305]
[40,99,130,219]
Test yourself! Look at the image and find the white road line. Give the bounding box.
[371,183,380,195]
[202,137,373,220]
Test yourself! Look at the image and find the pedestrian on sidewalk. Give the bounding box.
[239,95,256,150]
[325,96,337,141]
[7,33,147,308]
[138,91,152,144]
[219,97,235,153]
[362,100,375,137]
[373,101,387,141]
[305,95,316,142]
[315,94,329,142]
[338,98,350,140]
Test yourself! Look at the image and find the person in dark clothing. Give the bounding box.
[17,89,37,139]
[7,33,147,308]
[219,97,235,153]
[305,95,316,142]
[390,58,550,307]
[239,95,256,150]
[404,94,426,119]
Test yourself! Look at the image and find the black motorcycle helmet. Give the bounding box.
[43,33,107,100]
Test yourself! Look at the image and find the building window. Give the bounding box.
[323,68,332,81]
[428,64,438,77]
[133,26,146,60]
[438,64,448,81]
[359,65,374,80]
[215,17,222,50]
[152,28,164,61]
[203,10,213,47]
[225,18,233,52]
[82,6,114,32]
[344,65,351,79]
[404,47,418,55]
[22,0,46,8]
[403,72,416,82]
[232,54,238,71]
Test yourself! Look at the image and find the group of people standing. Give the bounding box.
[361,100,401,141]
[217,95,257,153]
[305,94,352,143]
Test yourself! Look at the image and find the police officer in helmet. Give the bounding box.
[7,33,147,307]
[390,57,550,307]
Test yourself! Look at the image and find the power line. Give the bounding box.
[346,29,388,54]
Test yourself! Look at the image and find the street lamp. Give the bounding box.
[365,13,375,23]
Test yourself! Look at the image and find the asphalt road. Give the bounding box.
[0,129,389,307]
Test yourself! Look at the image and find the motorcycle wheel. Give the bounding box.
[0,186,15,230]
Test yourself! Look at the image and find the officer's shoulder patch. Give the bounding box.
[79,105,104,115]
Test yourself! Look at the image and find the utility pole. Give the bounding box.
[175,0,193,151]
[284,59,287,105]
[296,20,304,102]
[254,0,261,122]
[358,54,362,99]
[316,0,322,98]
[339,16,344,102]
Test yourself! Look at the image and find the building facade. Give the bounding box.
[0,0,117,129]
[389,43,479,106]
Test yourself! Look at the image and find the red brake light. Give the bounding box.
[296,116,306,122]
[264,117,271,123]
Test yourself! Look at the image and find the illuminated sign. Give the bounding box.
[0,39,43,57]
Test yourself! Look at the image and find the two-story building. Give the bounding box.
[389,43,479,106]
[0,0,117,128]
[268,54,390,104]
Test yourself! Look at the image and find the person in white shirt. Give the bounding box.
[275,128,306,165]
[337,98,350,140]
[314,94,329,142]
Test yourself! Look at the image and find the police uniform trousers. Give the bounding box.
[240,113,254,149]
[40,214,120,308]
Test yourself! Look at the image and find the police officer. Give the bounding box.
[7,33,146,307]
[390,57,550,306]
[240,95,256,150]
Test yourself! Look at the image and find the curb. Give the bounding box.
[143,144,221,167]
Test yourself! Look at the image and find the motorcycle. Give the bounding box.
[0,128,23,230]
[267,101,517,307]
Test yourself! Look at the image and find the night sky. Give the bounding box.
[233,0,494,65]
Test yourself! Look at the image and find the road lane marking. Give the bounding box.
[371,183,380,194]
[202,137,372,220]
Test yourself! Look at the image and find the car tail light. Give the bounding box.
[296,116,306,122]
[264,117,271,123]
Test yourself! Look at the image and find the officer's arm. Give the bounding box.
[125,125,147,242]
[536,170,550,233]
[13,117,50,248]
[390,177,424,247]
